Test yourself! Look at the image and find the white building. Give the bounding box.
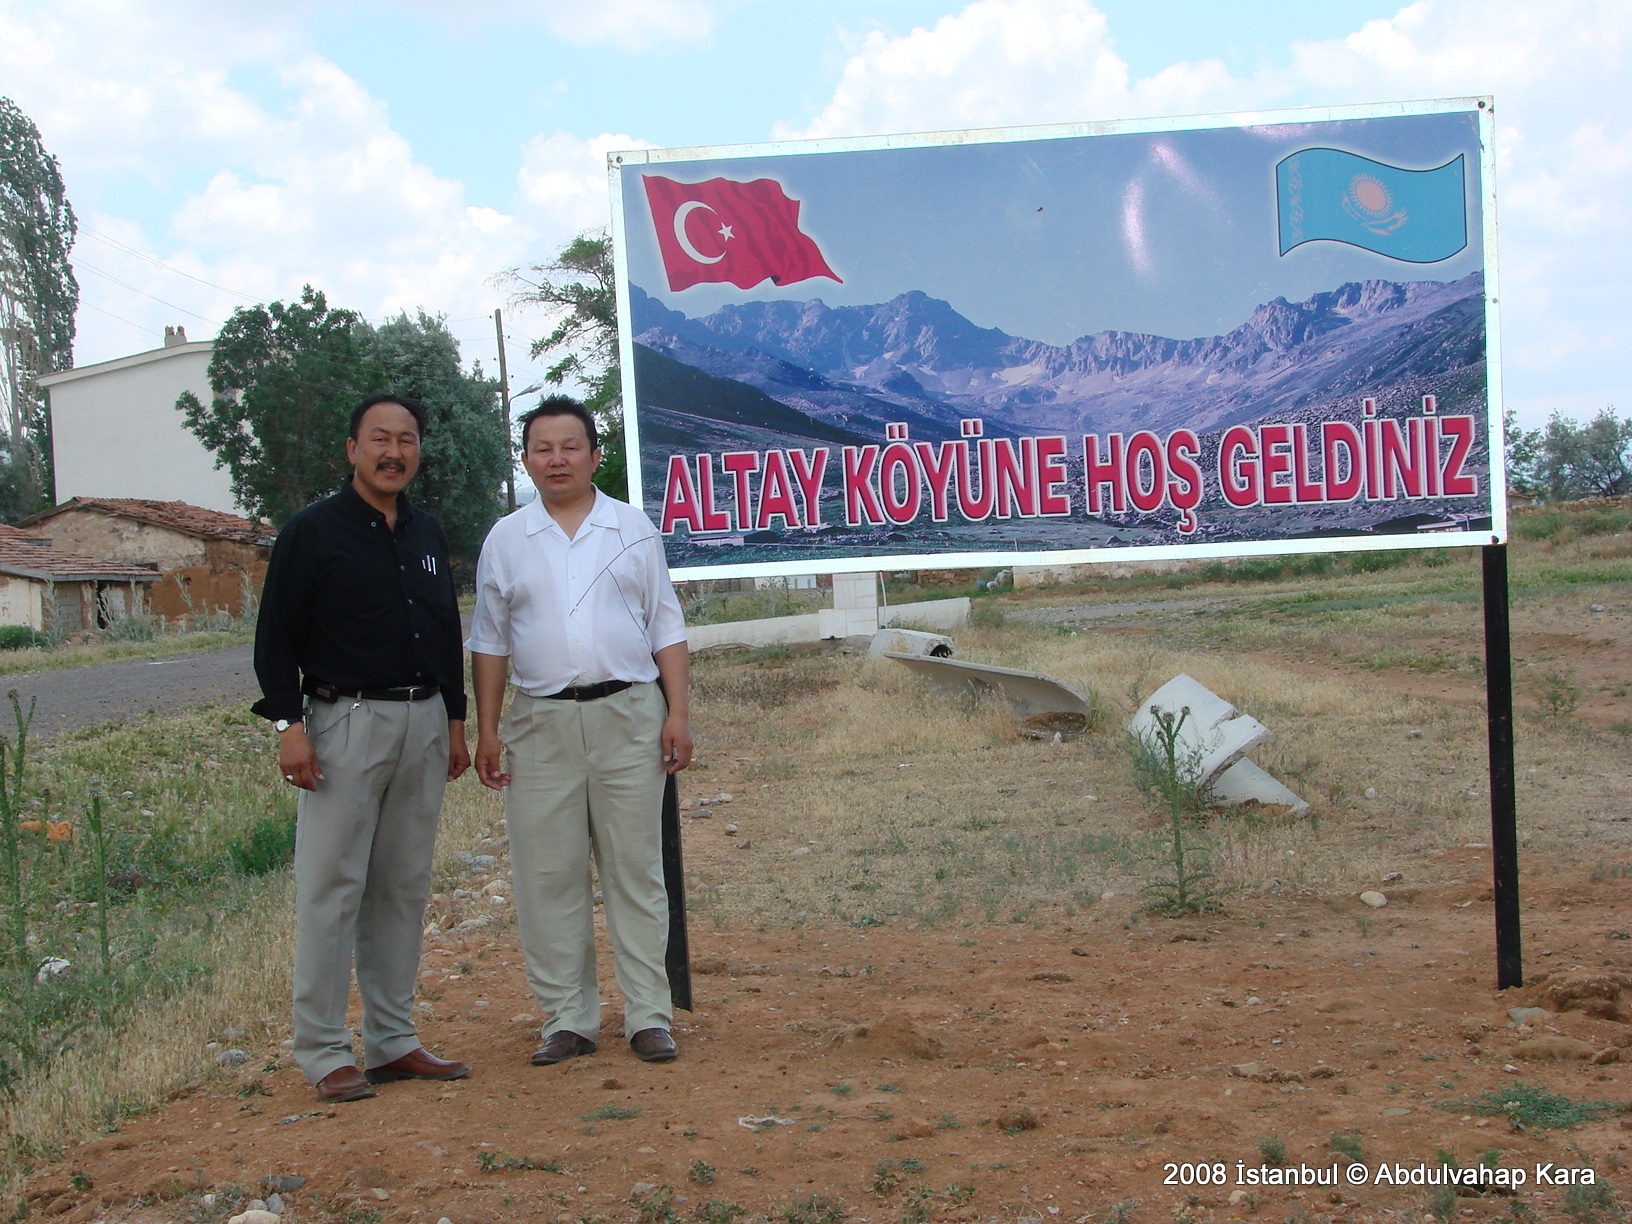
[38,327,240,515]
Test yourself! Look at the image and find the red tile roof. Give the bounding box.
[0,532,159,582]
[19,498,272,546]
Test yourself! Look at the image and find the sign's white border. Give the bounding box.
[609,97,1502,582]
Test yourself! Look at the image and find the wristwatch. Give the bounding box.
[274,719,302,733]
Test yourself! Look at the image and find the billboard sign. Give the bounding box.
[610,99,1500,579]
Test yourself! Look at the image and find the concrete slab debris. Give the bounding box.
[1129,673,1308,815]
[883,652,1094,719]
[868,627,954,658]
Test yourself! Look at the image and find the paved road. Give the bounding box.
[6,645,259,743]
[4,603,1230,744]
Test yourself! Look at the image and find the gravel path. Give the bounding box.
[1006,594,1248,627]
[6,645,259,744]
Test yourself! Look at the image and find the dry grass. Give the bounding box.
[685,595,1629,930]
[1,876,295,1176]
[0,712,507,1197]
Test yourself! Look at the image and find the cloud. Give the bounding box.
[3,1,541,372]
[779,0,1138,141]
[781,0,1632,422]
[516,131,657,239]
[378,0,717,49]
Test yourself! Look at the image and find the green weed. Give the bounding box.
[1450,1081,1619,1131]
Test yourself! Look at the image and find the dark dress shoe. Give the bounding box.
[315,1065,376,1102]
[530,1031,597,1065]
[629,1028,679,1062]
[365,1047,471,1084]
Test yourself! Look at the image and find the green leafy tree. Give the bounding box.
[1536,406,1632,500]
[181,290,509,557]
[358,311,509,559]
[0,95,79,512]
[1502,407,1543,499]
[501,229,627,498]
[177,285,377,526]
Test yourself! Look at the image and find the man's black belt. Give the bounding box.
[304,680,441,703]
[541,680,633,702]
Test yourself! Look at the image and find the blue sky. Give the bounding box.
[2,0,1626,427]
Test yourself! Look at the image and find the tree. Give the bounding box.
[1506,405,1632,502]
[180,289,509,557]
[501,230,627,499]
[0,95,78,513]
[1502,407,1543,499]
[178,286,377,526]
[1538,406,1632,500]
[357,311,509,560]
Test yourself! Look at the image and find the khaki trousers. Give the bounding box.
[503,682,671,1042]
[291,695,449,1084]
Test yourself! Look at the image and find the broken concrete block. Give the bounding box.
[1211,759,1312,817]
[1129,673,1268,782]
[884,653,1094,718]
[1129,674,1307,815]
[868,628,954,658]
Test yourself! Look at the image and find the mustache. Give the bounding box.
[376,460,407,473]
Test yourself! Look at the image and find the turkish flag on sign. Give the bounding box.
[643,175,842,293]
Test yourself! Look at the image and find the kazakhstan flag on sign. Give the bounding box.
[1276,148,1467,263]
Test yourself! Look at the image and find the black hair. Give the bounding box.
[519,394,599,452]
[350,393,427,440]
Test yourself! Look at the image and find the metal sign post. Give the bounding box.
[1482,543,1523,989]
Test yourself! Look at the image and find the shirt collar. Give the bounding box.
[524,488,614,537]
[336,478,415,527]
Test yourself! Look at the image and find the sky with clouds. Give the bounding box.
[2,0,1627,426]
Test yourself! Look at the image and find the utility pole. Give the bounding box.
[494,307,516,511]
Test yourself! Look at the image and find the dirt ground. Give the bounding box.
[16,616,1632,1224]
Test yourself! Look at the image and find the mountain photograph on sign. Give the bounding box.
[630,270,1488,566]
[613,103,1496,573]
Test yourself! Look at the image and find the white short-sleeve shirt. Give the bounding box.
[465,491,688,696]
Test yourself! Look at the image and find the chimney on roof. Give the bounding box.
[163,326,188,348]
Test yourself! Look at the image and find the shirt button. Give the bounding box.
[400,565,405,571]
[414,633,421,639]
[407,599,414,605]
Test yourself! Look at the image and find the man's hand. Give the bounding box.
[662,712,693,774]
[475,732,511,791]
[447,719,471,781]
[278,723,323,791]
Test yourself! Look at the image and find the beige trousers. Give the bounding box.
[503,682,671,1042]
[291,695,449,1084]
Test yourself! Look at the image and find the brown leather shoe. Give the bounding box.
[629,1028,678,1062]
[315,1065,376,1102]
[365,1047,471,1084]
[530,1031,597,1065]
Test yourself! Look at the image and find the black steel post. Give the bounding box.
[1482,543,1522,989]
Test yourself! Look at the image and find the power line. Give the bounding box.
[72,258,221,326]
[81,228,264,304]
[78,300,165,337]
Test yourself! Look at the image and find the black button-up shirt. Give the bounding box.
[252,481,468,724]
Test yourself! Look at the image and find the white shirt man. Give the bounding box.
[468,397,691,1065]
